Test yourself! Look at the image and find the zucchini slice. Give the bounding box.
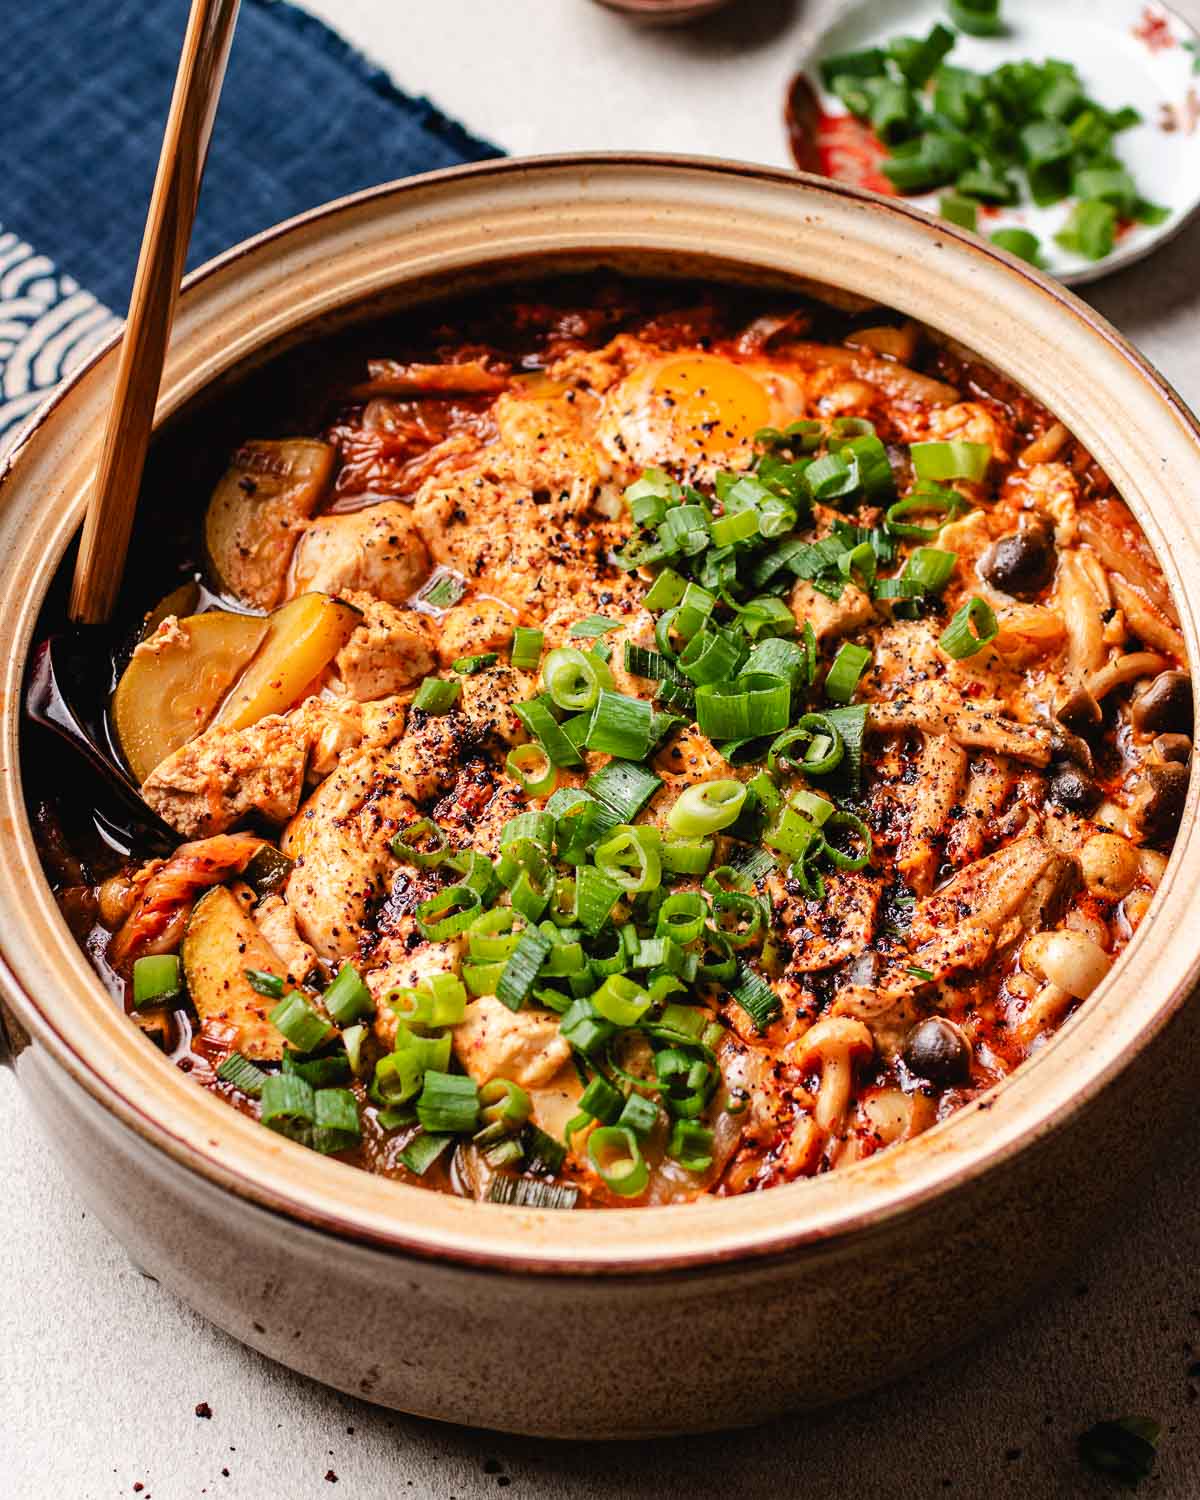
[205,439,335,610]
[112,610,269,783]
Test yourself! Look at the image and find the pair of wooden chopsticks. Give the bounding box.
[69,0,240,625]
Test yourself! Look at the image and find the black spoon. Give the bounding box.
[25,636,177,857]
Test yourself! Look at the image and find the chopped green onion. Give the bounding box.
[312,1087,361,1154]
[1055,198,1116,261]
[542,646,612,713]
[342,1024,368,1076]
[594,825,662,894]
[390,973,467,1029]
[585,759,662,822]
[260,1074,315,1142]
[417,572,467,610]
[495,930,553,1012]
[939,595,999,658]
[560,996,617,1056]
[909,441,990,483]
[822,810,874,872]
[244,966,285,999]
[269,992,334,1053]
[510,627,545,670]
[587,1126,649,1197]
[577,1074,624,1125]
[694,679,791,741]
[820,704,869,793]
[412,677,461,715]
[506,741,556,797]
[583,690,654,760]
[487,1176,579,1209]
[415,884,482,942]
[512,697,583,767]
[825,642,871,704]
[569,615,621,639]
[668,1119,715,1173]
[591,974,652,1028]
[216,1051,267,1097]
[990,228,1041,265]
[642,568,688,610]
[399,1131,453,1175]
[666,779,747,835]
[730,959,781,1032]
[678,627,745,686]
[618,1092,658,1138]
[389,817,449,868]
[323,963,374,1026]
[939,192,978,231]
[660,834,714,876]
[901,547,959,593]
[947,0,1001,36]
[819,46,886,87]
[132,954,183,1008]
[451,653,498,675]
[885,486,967,540]
[416,1070,479,1134]
[479,1078,533,1131]
[282,1050,351,1088]
[656,891,708,944]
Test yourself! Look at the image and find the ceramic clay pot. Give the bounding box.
[1,156,1198,1438]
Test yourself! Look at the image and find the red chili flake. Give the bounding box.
[195,1401,213,1419]
[325,1472,339,1484]
[1133,5,1175,52]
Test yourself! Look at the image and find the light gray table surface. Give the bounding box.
[4,2,1200,1495]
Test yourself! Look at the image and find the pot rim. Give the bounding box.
[3,151,1199,1276]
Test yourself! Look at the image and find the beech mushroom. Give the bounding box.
[793,1017,874,1133]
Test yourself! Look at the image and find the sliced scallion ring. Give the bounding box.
[939,595,999,659]
[506,742,556,797]
[666,778,747,835]
[587,1125,650,1197]
[389,817,449,868]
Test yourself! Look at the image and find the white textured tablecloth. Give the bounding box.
[4,2,1200,1493]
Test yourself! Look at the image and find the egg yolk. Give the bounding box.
[647,356,772,459]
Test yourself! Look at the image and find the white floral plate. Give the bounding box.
[796,0,1200,284]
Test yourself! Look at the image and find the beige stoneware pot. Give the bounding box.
[1,156,1198,1439]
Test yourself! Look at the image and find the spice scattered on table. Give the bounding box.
[194,1401,213,1420]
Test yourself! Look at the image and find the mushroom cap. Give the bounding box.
[793,1015,874,1067]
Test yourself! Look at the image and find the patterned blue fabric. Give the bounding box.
[0,0,501,449]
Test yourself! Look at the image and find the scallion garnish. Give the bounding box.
[495,930,553,1012]
[417,571,467,610]
[311,1087,362,1154]
[399,1131,453,1176]
[452,652,499,675]
[487,1176,579,1209]
[824,641,871,704]
[322,962,374,1026]
[216,1051,267,1097]
[412,676,461,715]
[510,627,545,671]
[132,954,183,1008]
[260,1073,315,1142]
[729,959,781,1032]
[940,595,999,658]
[416,1070,480,1134]
[568,615,621,639]
[269,992,334,1053]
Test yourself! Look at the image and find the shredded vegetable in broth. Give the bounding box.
[28,277,1190,1208]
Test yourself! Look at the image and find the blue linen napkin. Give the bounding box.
[0,0,501,448]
